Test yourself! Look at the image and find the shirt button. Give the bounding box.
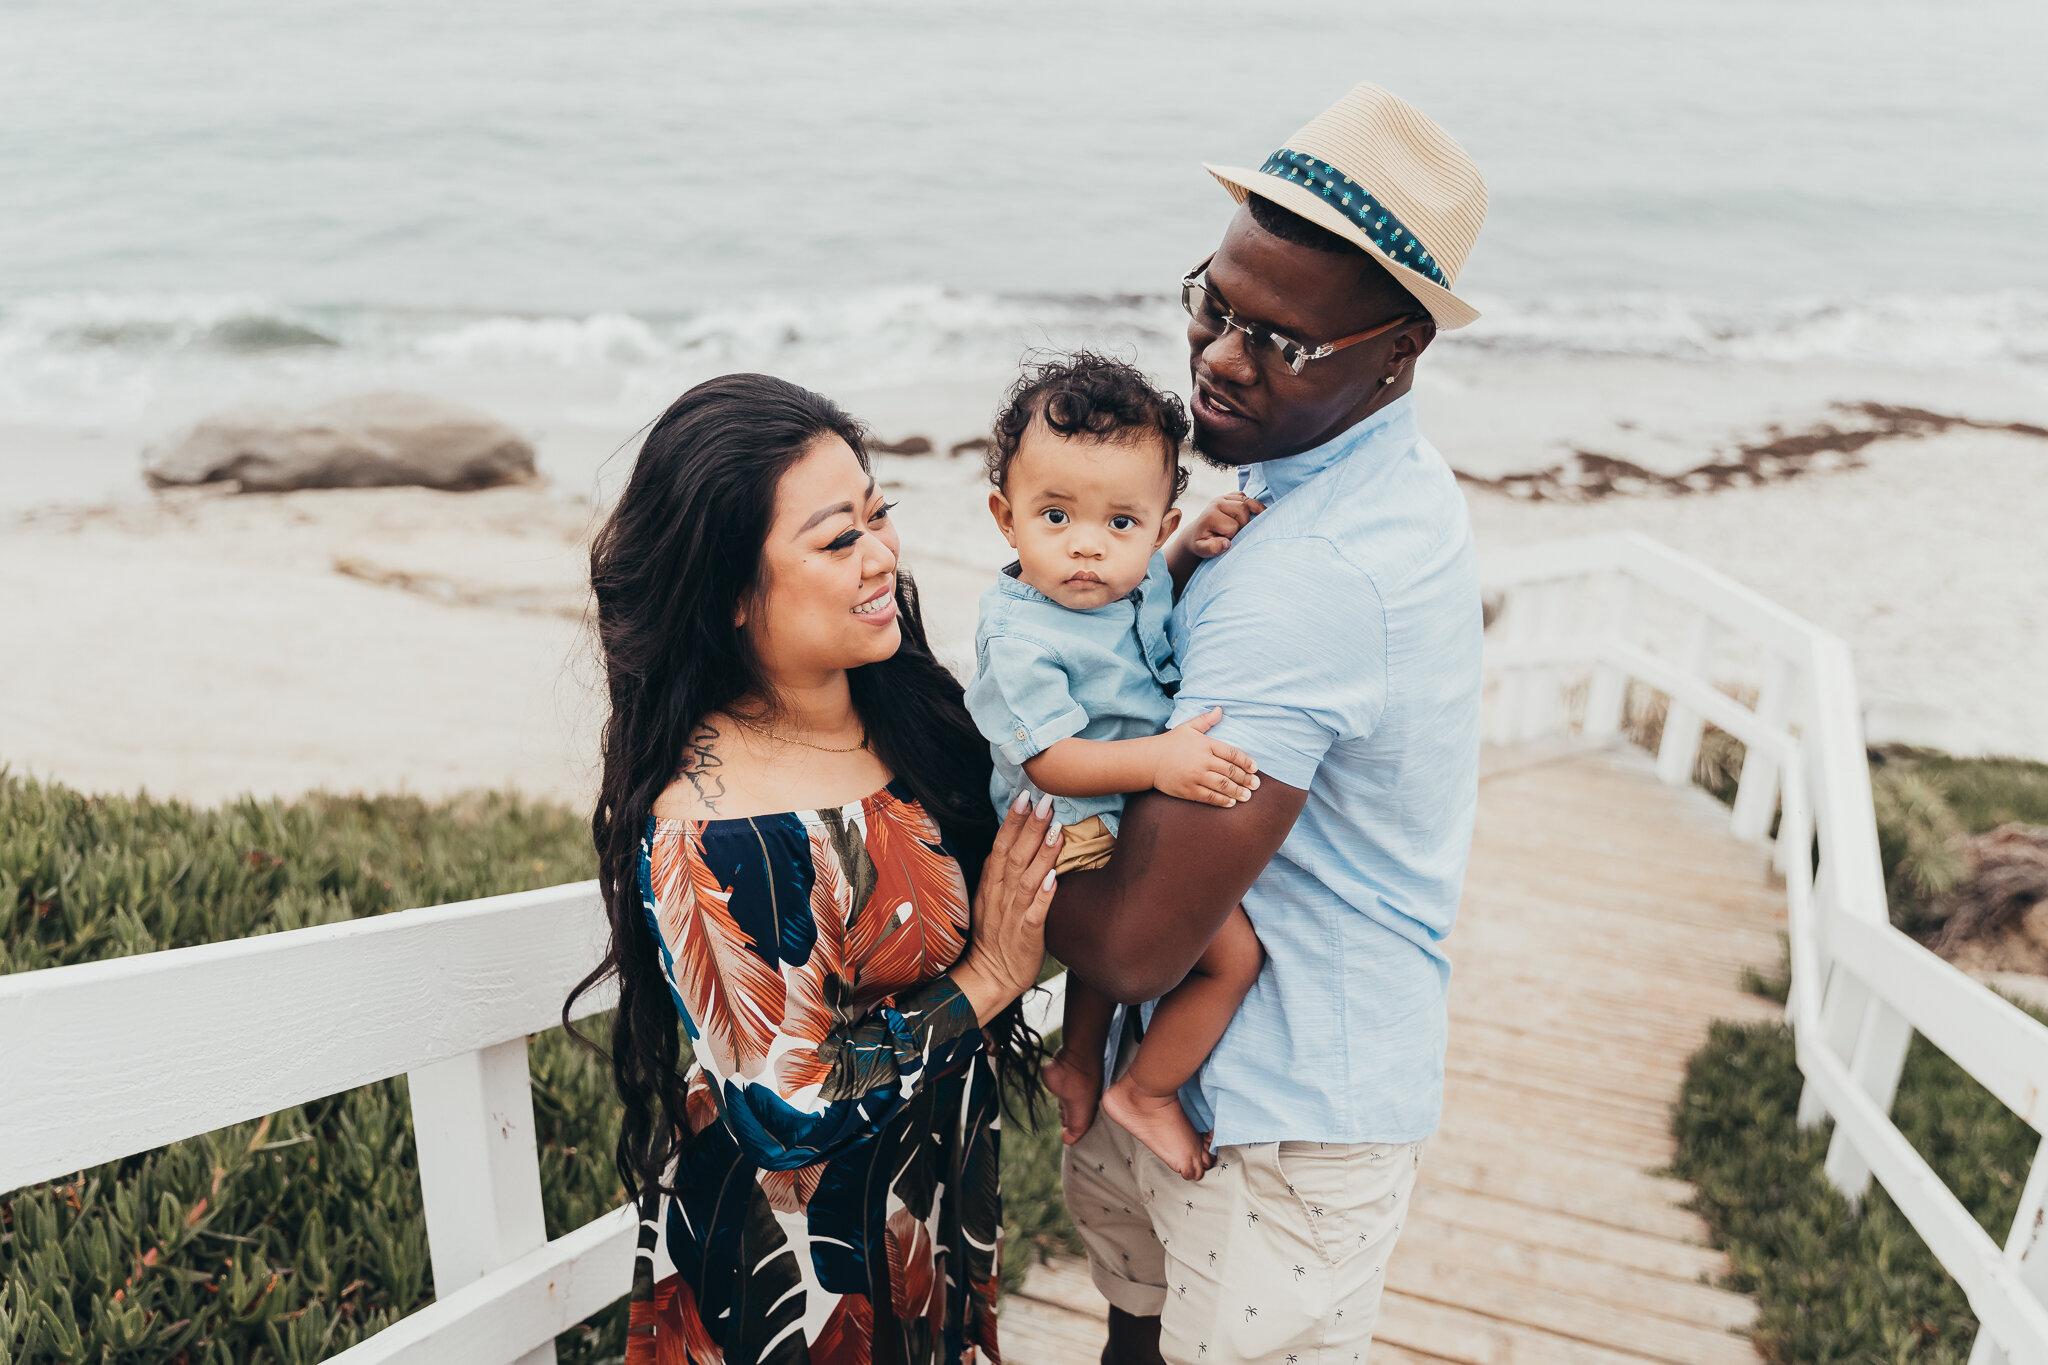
[1014,726,1028,741]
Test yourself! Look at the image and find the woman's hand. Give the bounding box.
[953,791,1062,1024]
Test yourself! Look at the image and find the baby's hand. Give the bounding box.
[1150,708,1259,807]
[1188,492,1265,559]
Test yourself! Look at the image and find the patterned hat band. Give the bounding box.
[1258,149,1450,288]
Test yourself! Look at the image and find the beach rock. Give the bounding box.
[145,393,537,493]
[870,435,933,456]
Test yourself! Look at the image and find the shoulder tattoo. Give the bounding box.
[681,723,727,814]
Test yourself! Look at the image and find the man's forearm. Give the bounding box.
[1045,780,1306,1004]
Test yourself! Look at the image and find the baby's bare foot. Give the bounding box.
[1040,1049,1103,1145]
[1100,1074,1210,1182]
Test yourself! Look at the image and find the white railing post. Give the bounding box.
[1730,653,1793,843]
[1971,1135,2048,1364]
[1517,580,1573,741]
[1655,611,1717,786]
[1772,675,1811,878]
[1778,768,1818,1025]
[1489,588,1533,746]
[1582,572,1635,740]
[1821,996,1914,1204]
[409,1038,557,1365]
[1797,635,1902,1187]
[1799,960,1866,1131]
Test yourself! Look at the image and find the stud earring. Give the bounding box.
[1381,375,1397,386]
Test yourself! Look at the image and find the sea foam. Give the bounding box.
[3,286,2044,430]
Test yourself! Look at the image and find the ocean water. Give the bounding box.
[3,0,2046,502]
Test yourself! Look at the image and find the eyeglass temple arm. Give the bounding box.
[1313,311,1424,359]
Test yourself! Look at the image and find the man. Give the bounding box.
[1043,82,1489,1365]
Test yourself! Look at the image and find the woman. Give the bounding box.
[567,373,1061,1365]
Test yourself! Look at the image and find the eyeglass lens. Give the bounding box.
[1183,279,1303,368]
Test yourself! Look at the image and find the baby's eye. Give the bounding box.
[1109,515,1139,532]
[1041,508,1070,527]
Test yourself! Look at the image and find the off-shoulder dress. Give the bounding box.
[626,780,1003,1365]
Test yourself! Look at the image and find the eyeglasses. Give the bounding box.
[1180,255,1419,376]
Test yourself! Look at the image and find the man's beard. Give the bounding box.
[1189,422,1250,470]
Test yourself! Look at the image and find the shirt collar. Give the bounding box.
[1238,392,1418,505]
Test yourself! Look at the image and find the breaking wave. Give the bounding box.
[3,285,2043,427]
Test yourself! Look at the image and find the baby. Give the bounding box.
[964,352,1264,1180]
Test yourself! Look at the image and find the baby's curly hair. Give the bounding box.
[987,352,1191,503]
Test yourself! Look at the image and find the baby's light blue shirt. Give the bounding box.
[963,553,1179,834]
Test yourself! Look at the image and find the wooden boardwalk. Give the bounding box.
[1003,744,1785,1364]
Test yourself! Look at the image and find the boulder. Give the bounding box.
[145,393,537,493]
[869,435,933,456]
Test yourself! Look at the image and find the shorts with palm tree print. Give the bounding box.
[1063,1108,1420,1365]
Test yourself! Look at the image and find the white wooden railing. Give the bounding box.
[0,883,631,1364]
[1481,530,2048,1362]
[0,879,1070,1362]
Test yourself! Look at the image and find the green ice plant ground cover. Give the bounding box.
[1667,739,2048,1363]
[0,772,1076,1364]
[1674,996,2041,1362]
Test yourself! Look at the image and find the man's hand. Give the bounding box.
[1148,708,1259,807]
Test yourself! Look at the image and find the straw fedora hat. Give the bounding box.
[1205,82,1488,330]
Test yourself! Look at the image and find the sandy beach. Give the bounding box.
[4,352,2043,808]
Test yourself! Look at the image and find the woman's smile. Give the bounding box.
[852,578,897,623]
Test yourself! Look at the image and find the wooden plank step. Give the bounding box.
[1419,1142,1708,1244]
[1383,1266,1757,1365]
[1377,1290,1698,1365]
[1410,1183,1725,1284]
[1393,1218,1754,1334]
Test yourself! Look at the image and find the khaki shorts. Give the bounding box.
[1063,1110,1420,1365]
[1055,814,1117,875]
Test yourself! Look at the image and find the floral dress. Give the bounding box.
[625,780,1003,1365]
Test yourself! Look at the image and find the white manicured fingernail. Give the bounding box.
[1043,870,1057,890]
[1034,793,1054,819]
[1012,790,1033,814]
[1046,822,1063,846]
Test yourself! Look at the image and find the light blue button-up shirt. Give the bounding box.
[1160,393,1481,1147]
[963,553,1179,834]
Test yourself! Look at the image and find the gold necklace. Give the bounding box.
[729,713,869,754]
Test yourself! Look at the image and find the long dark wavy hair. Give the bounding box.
[566,372,1042,1201]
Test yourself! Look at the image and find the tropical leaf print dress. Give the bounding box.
[627,780,1003,1365]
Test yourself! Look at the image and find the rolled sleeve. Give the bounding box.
[1169,539,1387,791]
[966,633,1091,766]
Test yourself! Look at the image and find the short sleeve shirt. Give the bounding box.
[1160,394,1483,1148]
[963,553,1178,833]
